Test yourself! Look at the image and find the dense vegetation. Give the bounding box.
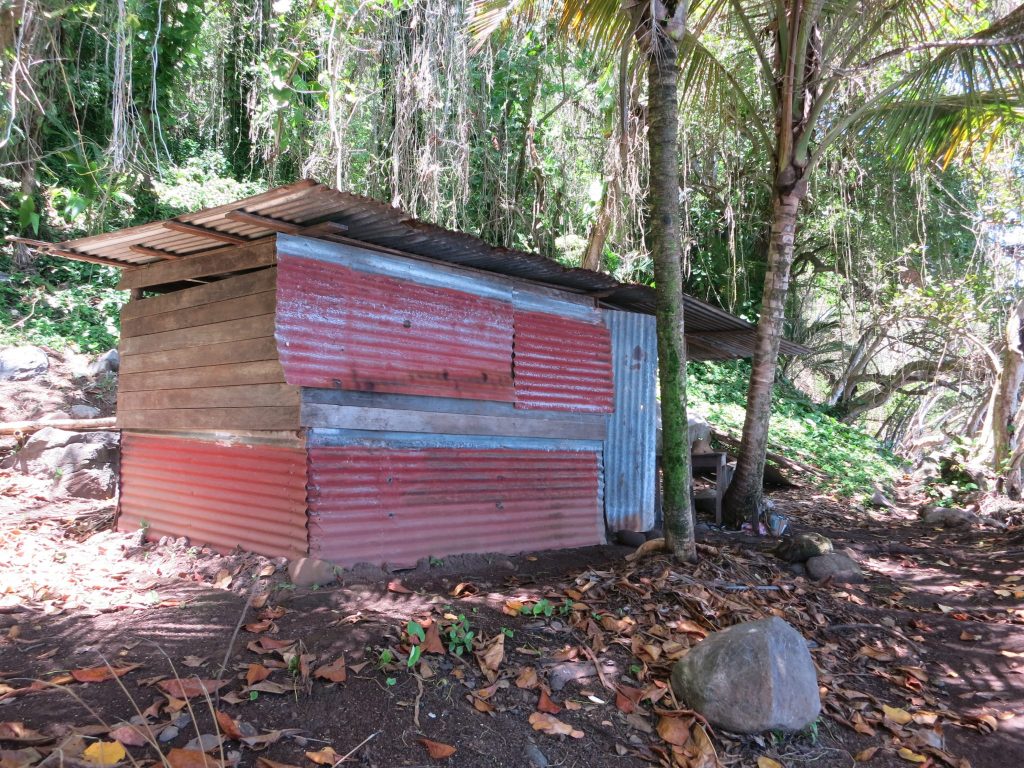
[0,0,1021,500]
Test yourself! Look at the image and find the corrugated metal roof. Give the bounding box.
[22,180,808,358]
[512,309,615,413]
[307,446,604,568]
[118,433,308,557]
[276,252,515,400]
[603,310,658,532]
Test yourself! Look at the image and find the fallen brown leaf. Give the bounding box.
[656,715,691,747]
[537,690,561,714]
[246,664,271,686]
[304,747,341,765]
[313,658,347,684]
[166,748,222,768]
[156,679,226,700]
[0,724,52,745]
[71,665,141,684]
[528,712,583,739]
[418,738,457,759]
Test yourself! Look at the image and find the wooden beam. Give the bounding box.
[117,239,276,290]
[0,417,116,436]
[225,210,305,234]
[129,244,185,260]
[10,237,130,269]
[301,220,349,235]
[163,219,249,244]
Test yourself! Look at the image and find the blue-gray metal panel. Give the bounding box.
[603,310,658,531]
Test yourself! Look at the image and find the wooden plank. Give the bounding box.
[117,406,300,432]
[0,417,116,436]
[117,239,276,290]
[121,290,276,338]
[225,210,305,234]
[300,403,607,441]
[121,268,276,321]
[163,220,249,244]
[119,360,286,392]
[119,383,299,411]
[119,337,280,376]
[302,387,608,425]
[121,314,276,356]
[129,245,185,260]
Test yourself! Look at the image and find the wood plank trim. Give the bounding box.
[119,359,286,392]
[117,239,276,290]
[120,314,276,356]
[129,244,185,260]
[163,220,249,244]
[119,337,280,376]
[300,402,607,441]
[121,290,276,338]
[121,268,276,321]
[117,406,300,432]
[225,210,306,234]
[119,383,299,411]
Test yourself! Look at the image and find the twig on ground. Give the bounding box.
[413,674,424,729]
[214,580,258,701]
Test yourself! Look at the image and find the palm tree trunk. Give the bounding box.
[647,33,695,563]
[723,186,804,527]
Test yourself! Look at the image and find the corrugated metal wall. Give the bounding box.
[512,309,614,413]
[276,253,515,401]
[603,311,658,531]
[118,433,308,557]
[307,444,604,567]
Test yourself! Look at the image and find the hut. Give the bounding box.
[26,180,805,567]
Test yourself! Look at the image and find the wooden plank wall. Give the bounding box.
[117,264,301,432]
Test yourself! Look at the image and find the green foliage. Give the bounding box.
[445,614,474,656]
[0,255,124,353]
[688,361,902,497]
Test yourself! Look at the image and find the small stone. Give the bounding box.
[670,617,820,734]
[158,726,179,743]
[0,346,48,381]
[287,557,338,587]
[806,552,864,583]
[87,349,120,376]
[185,734,221,752]
[773,533,833,563]
[523,739,549,768]
[69,404,101,419]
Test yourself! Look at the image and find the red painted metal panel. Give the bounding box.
[276,254,515,401]
[308,447,603,567]
[118,433,308,557]
[513,310,614,412]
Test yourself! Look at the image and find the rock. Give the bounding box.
[0,345,48,381]
[523,739,549,768]
[63,468,117,499]
[869,487,896,509]
[69,404,101,419]
[921,506,978,529]
[670,617,820,733]
[773,533,833,563]
[786,562,807,577]
[616,530,648,548]
[287,557,338,587]
[88,349,120,376]
[806,552,863,583]
[157,726,178,743]
[185,734,221,752]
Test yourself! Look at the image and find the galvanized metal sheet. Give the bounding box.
[307,446,604,567]
[276,253,515,401]
[603,310,657,532]
[513,310,614,413]
[117,433,308,557]
[34,181,810,358]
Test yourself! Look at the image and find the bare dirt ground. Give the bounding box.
[0,481,1021,768]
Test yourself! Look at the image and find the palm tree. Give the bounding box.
[472,0,699,562]
[687,2,1024,526]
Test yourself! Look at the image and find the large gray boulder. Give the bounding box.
[0,345,48,380]
[670,617,821,734]
[921,506,978,529]
[88,349,119,377]
[69,404,102,419]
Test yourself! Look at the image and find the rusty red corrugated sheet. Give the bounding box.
[276,254,515,401]
[118,433,309,557]
[513,310,614,412]
[307,447,603,567]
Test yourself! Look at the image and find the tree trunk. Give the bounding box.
[646,31,695,563]
[982,298,1024,479]
[723,186,804,527]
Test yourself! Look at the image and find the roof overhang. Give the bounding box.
[15,180,809,359]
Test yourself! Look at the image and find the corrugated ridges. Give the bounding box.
[513,310,614,413]
[276,254,515,401]
[118,433,308,557]
[308,447,604,567]
[603,311,658,531]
